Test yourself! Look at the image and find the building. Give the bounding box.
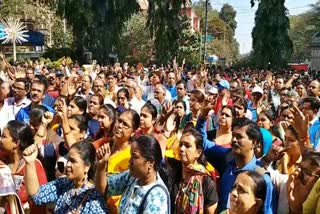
[137,0,200,32]
[310,32,320,72]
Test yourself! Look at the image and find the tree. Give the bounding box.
[176,15,201,64]
[117,13,153,64]
[192,2,240,64]
[251,0,293,68]
[147,0,188,64]
[56,0,139,63]
[219,3,237,35]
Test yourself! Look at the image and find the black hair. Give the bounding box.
[303,97,320,111]
[34,75,48,91]
[241,171,266,214]
[30,105,48,128]
[182,128,206,165]
[15,78,31,92]
[122,109,140,131]
[6,120,34,151]
[234,97,248,111]
[95,104,116,139]
[190,90,205,103]
[70,141,96,180]
[232,118,263,146]
[221,105,236,119]
[132,135,162,171]
[70,114,88,132]
[91,93,104,106]
[259,110,276,121]
[286,125,299,141]
[117,88,130,100]
[302,150,320,167]
[176,80,187,89]
[141,102,158,121]
[71,96,87,115]
[173,100,187,112]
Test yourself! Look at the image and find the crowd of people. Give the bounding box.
[0,55,320,214]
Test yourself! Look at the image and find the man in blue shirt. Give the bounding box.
[196,108,277,214]
[165,71,177,98]
[16,79,54,124]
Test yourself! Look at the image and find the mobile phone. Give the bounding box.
[57,161,65,173]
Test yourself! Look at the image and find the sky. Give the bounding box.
[198,0,318,54]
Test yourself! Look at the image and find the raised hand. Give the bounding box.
[292,73,300,80]
[165,113,176,132]
[290,105,309,139]
[287,169,318,212]
[23,144,39,164]
[96,143,111,166]
[162,102,174,119]
[57,97,68,119]
[200,96,215,119]
[42,111,54,125]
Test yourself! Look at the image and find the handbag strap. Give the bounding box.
[74,189,94,214]
[138,184,170,214]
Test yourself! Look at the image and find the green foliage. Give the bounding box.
[219,3,237,35]
[176,15,201,64]
[251,0,293,68]
[56,0,139,63]
[192,1,240,64]
[147,0,188,64]
[289,2,320,62]
[117,13,153,64]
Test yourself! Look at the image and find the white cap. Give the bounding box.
[252,86,263,95]
[207,87,218,94]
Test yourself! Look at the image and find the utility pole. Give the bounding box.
[203,0,209,63]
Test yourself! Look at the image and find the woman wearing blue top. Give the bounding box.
[23,141,108,214]
[96,134,170,213]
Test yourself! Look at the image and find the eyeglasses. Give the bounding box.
[115,118,132,130]
[12,85,26,91]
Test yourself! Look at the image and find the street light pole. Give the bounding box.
[203,0,209,63]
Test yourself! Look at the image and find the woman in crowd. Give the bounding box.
[279,105,294,125]
[67,96,87,118]
[0,121,47,213]
[96,134,170,213]
[87,94,104,139]
[23,142,108,214]
[98,109,140,213]
[92,104,116,148]
[229,171,266,214]
[174,100,192,131]
[257,110,283,146]
[136,102,158,136]
[162,100,192,157]
[214,106,235,148]
[277,126,302,174]
[116,88,130,110]
[165,128,218,213]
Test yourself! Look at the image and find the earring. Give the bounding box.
[83,171,88,183]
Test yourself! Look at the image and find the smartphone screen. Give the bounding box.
[57,162,65,173]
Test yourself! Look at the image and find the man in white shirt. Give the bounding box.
[5,78,31,116]
[125,79,145,114]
